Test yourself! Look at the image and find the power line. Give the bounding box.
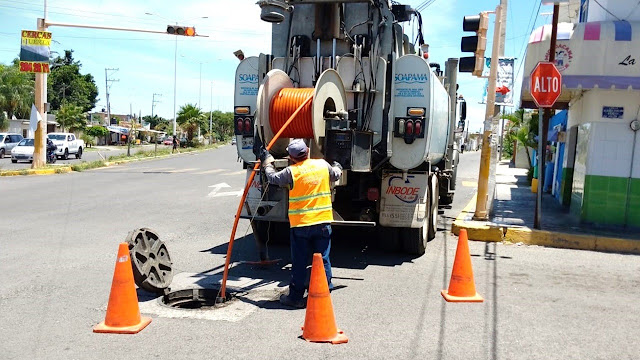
[513,1,542,84]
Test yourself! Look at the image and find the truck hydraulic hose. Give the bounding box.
[220,93,314,299]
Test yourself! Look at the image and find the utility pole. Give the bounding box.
[105,68,119,129]
[31,17,48,168]
[474,4,504,220]
[209,80,213,145]
[151,93,162,118]
[534,3,560,229]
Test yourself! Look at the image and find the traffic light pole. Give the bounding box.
[473,4,503,220]
[534,3,560,229]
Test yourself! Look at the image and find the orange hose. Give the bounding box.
[220,94,314,298]
[269,88,315,139]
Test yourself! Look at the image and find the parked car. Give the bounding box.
[47,132,84,160]
[11,138,34,163]
[231,137,237,145]
[0,133,24,159]
[163,137,173,146]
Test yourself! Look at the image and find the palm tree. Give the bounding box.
[176,104,205,142]
[0,62,34,119]
[504,108,536,168]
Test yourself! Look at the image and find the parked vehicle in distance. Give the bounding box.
[163,137,173,145]
[0,133,24,159]
[47,132,84,160]
[11,138,34,163]
[231,137,237,145]
[156,133,167,144]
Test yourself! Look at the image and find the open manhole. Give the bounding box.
[160,288,233,309]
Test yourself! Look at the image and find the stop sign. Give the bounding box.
[529,62,562,108]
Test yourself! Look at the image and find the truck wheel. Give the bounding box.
[0,149,4,158]
[63,149,69,160]
[401,221,427,256]
[440,192,454,205]
[76,147,82,159]
[427,175,439,241]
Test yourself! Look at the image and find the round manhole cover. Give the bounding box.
[126,228,173,294]
[160,288,233,309]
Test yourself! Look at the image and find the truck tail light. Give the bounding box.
[244,118,252,133]
[367,187,379,201]
[398,119,405,135]
[236,119,244,132]
[414,120,422,136]
[235,106,250,115]
[407,108,425,116]
[405,120,414,135]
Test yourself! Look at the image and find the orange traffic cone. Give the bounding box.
[301,253,348,344]
[441,229,484,302]
[93,242,152,334]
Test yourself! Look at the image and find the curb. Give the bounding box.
[0,166,72,177]
[452,193,640,255]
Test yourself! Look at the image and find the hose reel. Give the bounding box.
[256,69,347,158]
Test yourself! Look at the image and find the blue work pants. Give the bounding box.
[288,223,333,300]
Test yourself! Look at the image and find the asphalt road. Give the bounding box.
[1,145,638,360]
[0,143,169,170]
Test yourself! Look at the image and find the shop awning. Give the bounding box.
[520,21,640,109]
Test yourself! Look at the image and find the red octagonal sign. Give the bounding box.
[529,62,562,108]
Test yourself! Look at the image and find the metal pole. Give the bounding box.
[534,3,559,229]
[172,28,178,136]
[209,80,213,145]
[499,106,505,160]
[474,4,503,220]
[444,58,458,194]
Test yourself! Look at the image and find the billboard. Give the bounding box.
[19,30,52,73]
[481,57,515,106]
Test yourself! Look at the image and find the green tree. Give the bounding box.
[86,125,109,137]
[0,60,34,119]
[142,115,168,130]
[208,110,234,141]
[504,108,537,169]
[48,50,98,112]
[177,104,206,142]
[55,102,86,132]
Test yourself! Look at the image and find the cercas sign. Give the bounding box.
[529,62,562,108]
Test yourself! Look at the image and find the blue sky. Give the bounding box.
[0,0,554,132]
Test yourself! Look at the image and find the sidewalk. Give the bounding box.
[453,160,640,255]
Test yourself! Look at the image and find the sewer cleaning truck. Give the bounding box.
[233,0,461,255]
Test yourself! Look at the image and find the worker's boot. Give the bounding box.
[279,292,305,309]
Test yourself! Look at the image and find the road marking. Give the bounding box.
[169,168,199,173]
[462,181,477,187]
[207,183,243,198]
[193,169,225,175]
[223,170,246,176]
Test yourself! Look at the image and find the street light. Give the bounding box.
[144,12,208,136]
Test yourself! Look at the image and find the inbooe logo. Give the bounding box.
[395,73,428,84]
[238,74,259,84]
[386,175,421,203]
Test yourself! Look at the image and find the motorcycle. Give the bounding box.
[46,143,57,164]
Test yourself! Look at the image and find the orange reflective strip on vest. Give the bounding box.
[288,159,333,227]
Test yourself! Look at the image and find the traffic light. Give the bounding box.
[167,25,196,36]
[459,12,488,77]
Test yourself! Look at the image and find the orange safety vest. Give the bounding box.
[288,158,334,227]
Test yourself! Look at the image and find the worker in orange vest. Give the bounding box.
[259,138,342,308]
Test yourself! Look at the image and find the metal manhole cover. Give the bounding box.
[126,228,173,294]
[160,288,233,309]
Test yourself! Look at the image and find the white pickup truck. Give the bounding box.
[47,132,84,160]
